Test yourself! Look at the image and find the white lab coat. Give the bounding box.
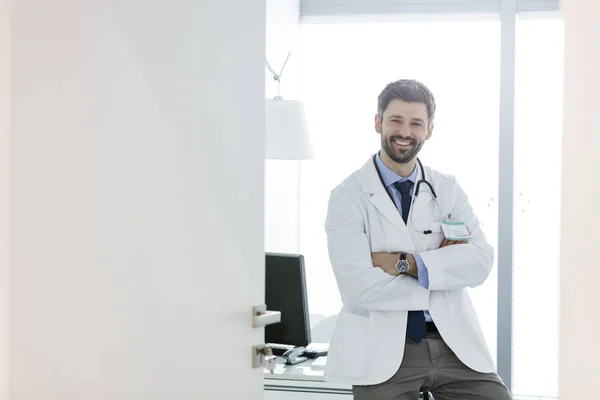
[324,156,495,386]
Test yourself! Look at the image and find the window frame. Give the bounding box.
[298,0,563,393]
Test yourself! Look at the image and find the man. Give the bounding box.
[324,79,512,400]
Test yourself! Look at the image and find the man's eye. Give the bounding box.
[412,122,422,127]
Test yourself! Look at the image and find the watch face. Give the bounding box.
[396,259,410,274]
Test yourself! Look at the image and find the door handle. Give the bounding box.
[252,304,281,327]
[251,344,276,372]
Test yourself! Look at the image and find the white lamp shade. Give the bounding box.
[265,98,313,160]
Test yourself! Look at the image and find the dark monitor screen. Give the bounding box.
[265,252,311,347]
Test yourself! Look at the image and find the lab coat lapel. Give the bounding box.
[358,158,412,242]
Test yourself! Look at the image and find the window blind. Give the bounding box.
[300,0,560,17]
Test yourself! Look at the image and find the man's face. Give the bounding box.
[374,99,433,164]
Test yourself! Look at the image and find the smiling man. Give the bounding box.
[324,79,512,400]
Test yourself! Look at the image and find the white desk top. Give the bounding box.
[264,356,327,382]
[264,356,351,392]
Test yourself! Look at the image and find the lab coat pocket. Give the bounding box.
[412,221,444,252]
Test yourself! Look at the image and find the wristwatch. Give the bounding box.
[396,253,410,274]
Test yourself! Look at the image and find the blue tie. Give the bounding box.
[393,180,426,343]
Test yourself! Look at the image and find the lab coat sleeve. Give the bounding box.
[418,177,494,291]
[325,188,430,312]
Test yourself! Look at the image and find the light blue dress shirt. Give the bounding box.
[374,153,432,322]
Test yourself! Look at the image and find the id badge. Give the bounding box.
[441,220,470,241]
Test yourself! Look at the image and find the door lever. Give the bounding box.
[252,304,281,327]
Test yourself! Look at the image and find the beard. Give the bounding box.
[381,134,425,164]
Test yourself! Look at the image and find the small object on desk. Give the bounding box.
[304,342,329,359]
[282,346,308,365]
[303,348,328,359]
[265,343,295,356]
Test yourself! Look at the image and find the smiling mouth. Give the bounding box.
[391,137,414,150]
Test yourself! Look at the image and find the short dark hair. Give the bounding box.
[377,79,436,124]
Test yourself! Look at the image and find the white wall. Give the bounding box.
[0,0,9,398]
[264,0,303,254]
[560,0,600,398]
[10,1,265,399]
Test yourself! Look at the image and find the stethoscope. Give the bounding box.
[372,154,442,235]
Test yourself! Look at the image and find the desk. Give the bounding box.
[264,356,352,399]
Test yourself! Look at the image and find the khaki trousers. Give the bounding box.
[352,332,513,400]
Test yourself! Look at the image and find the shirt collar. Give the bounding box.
[375,152,419,187]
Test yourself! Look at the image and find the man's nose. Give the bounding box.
[394,127,411,137]
[394,122,410,135]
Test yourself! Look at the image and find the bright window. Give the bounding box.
[512,17,563,400]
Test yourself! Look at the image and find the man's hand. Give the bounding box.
[440,238,469,248]
[371,252,400,275]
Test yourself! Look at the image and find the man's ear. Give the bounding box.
[426,123,434,140]
[374,114,382,133]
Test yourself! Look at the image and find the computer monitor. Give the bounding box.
[265,252,311,347]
